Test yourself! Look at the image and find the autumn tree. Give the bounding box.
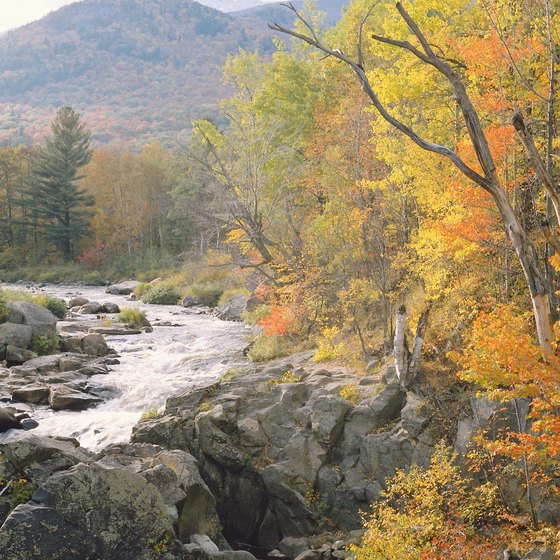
[269,1,557,361]
[29,106,94,260]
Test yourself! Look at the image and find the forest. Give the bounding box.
[2,0,560,557]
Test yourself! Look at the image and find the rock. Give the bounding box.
[245,296,262,313]
[191,534,220,555]
[49,386,102,410]
[0,407,23,432]
[88,326,142,335]
[12,384,50,405]
[21,418,39,430]
[78,301,104,314]
[127,293,139,301]
[401,393,431,438]
[5,345,38,364]
[80,333,109,356]
[0,322,33,349]
[216,295,249,322]
[521,549,558,560]
[294,551,323,560]
[183,296,202,307]
[7,301,57,337]
[10,354,61,376]
[102,302,120,313]
[0,434,94,483]
[0,503,96,560]
[106,280,141,295]
[310,396,351,446]
[279,537,311,559]
[42,462,175,560]
[68,296,89,308]
[212,552,259,560]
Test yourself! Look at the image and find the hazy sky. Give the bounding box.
[1,0,79,33]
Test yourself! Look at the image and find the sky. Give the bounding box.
[0,0,79,33]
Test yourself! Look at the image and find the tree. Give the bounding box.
[30,106,94,260]
[269,1,556,358]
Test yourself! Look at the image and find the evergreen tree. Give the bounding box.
[31,106,94,260]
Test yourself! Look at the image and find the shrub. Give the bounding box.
[140,408,161,420]
[29,335,59,356]
[141,284,180,305]
[0,294,8,324]
[7,477,37,508]
[32,295,67,319]
[268,369,302,387]
[218,287,251,306]
[183,283,223,307]
[248,334,287,362]
[241,304,270,326]
[339,384,360,404]
[82,270,107,285]
[117,307,146,326]
[133,282,152,298]
[314,326,346,362]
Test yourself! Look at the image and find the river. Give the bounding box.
[0,283,249,451]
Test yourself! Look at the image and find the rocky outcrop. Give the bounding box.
[215,296,249,322]
[6,301,57,338]
[132,358,435,546]
[0,436,231,560]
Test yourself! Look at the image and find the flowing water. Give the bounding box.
[0,284,249,451]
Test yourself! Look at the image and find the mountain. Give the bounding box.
[0,0,347,148]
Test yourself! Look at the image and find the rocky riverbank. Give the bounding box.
[0,287,557,560]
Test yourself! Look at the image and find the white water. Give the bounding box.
[0,284,249,451]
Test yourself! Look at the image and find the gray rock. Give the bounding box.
[68,296,89,308]
[7,301,57,337]
[12,384,50,404]
[0,503,96,560]
[78,301,104,314]
[521,549,558,560]
[310,396,351,446]
[294,551,323,560]
[0,434,93,483]
[216,295,249,322]
[5,345,37,364]
[80,333,109,356]
[42,462,175,560]
[0,407,23,432]
[400,393,431,438]
[106,280,141,295]
[279,537,311,559]
[0,322,33,349]
[183,296,202,308]
[49,386,102,410]
[21,418,39,430]
[212,552,259,560]
[102,302,120,313]
[190,534,220,554]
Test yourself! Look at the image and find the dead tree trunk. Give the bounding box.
[393,305,430,389]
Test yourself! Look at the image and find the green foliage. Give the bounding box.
[220,368,243,382]
[32,295,67,319]
[183,283,223,307]
[141,283,180,305]
[241,304,270,326]
[0,293,8,324]
[29,106,94,260]
[117,307,146,327]
[29,335,59,356]
[5,478,37,508]
[248,334,287,362]
[218,287,251,306]
[268,369,301,386]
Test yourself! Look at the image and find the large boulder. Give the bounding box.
[7,301,57,337]
[0,322,33,349]
[78,301,104,314]
[0,407,23,432]
[81,333,109,356]
[68,296,89,308]
[0,503,96,560]
[11,384,50,404]
[0,434,94,483]
[49,386,102,411]
[106,281,141,295]
[42,462,175,560]
[215,295,249,322]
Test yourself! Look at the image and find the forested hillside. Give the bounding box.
[0,0,348,147]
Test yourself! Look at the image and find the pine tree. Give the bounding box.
[31,106,94,260]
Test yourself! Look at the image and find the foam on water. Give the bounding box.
[0,284,249,451]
